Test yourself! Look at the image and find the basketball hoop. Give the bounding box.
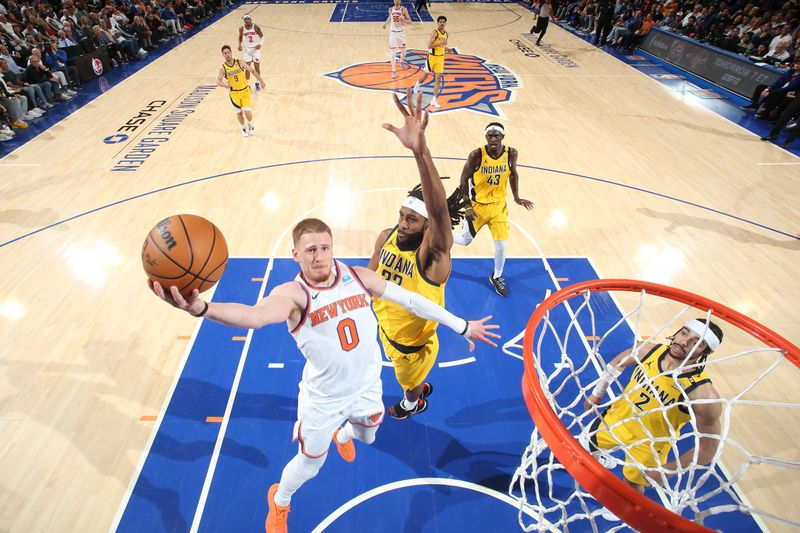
[512,279,800,532]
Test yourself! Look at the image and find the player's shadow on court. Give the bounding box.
[372,399,527,515]
[371,418,524,530]
[444,397,532,426]
[620,113,754,140]
[637,207,800,249]
[0,207,62,228]
[130,476,188,532]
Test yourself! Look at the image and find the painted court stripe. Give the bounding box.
[177,335,191,340]
[109,316,206,533]
[310,477,542,532]
[438,357,476,368]
[205,416,224,423]
[268,362,284,368]
[4,155,797,250]
[231,336,247,341]
[251,277,264,281]
[139,415,157,422]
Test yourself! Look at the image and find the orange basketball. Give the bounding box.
[141,214,228,297]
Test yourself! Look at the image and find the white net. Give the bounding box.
[510,283,800,532]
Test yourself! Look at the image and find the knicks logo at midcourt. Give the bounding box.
[324,49,521,116]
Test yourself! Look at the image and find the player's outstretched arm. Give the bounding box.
[383,89,451,258]
[508,148,534,210]
[149,280,303,329]
[352,266,501,351]
[583,342,657,409]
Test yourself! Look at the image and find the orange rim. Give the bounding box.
[521,279,799,532]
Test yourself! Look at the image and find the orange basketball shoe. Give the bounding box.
[265,483,290,533]
[333,428,356,462]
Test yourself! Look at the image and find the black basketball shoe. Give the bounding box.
[388,398,428,420]
[490,275,509,297]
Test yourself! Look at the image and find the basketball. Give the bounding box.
[141,214,228,297]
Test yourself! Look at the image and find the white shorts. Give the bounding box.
[293,378,384,458]
[389,30,407,50]
[243,47,261,63]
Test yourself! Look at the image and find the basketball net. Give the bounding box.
[510,280,800,532]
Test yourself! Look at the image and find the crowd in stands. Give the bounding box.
[554,0,799,66]
[0,0,234,142]
[548,0,800,146]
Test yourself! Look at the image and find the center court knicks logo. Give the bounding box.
[324,49,521,116]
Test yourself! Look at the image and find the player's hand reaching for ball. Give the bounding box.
[149,280,207,317]
[463,315,501,352]
[383,88,429,155]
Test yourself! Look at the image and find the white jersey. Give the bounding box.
[389,6,406,32]
[241,23,261,49]
[290,260,382,408]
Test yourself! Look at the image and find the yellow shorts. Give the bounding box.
[426,54,445,74]
[229,87,252,111]
[592,425,669,487]
[379,329,439,391]
[469,201,509,241]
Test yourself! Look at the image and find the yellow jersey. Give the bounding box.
[431,29,448,56]
[602,344,711,442]
[469,145,511,205]
[223,59,249,91]
[372,226,448,348]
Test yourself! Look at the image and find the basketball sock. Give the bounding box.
[401,397,417,411]
[336,422,355,444]
[273,453,326,506]
[493,240,507,278]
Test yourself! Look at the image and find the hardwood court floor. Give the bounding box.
[0,2,797,531]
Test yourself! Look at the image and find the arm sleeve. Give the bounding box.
[379,281,469,336]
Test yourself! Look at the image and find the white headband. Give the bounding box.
[242,15,252,20]
[485,124,505,135]
[402,196,428,219]
[684,319,720,351]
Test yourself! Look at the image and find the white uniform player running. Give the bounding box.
[148,217,500,533]
[382,0,412,78]
[238,14,264,90]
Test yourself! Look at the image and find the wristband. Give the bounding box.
[191,301,209,317]
[459,320,470,336]
[591,363,621,398]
